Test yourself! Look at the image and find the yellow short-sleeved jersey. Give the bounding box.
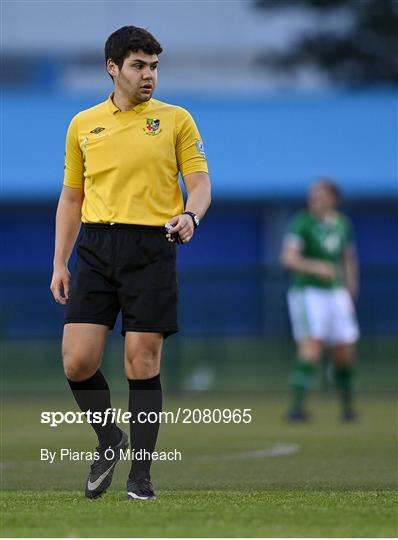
[63,93,208,225]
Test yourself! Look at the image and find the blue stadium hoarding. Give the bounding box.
[2,91,397,200]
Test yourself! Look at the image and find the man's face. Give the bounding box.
[108,50,158,103]
[308,184,336,216]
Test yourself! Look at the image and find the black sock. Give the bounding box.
[335,365,355,415]
[67,370,121,448]
[290,358,317,411]
[128,374,162,481]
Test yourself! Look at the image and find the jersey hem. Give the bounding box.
[63,180,84,189]
[289,283,343,290]
[180,167,209,177]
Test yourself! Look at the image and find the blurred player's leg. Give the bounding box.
[330,288,359,420]
[288,339,323,420]
[287,288,328,420]
[332,344,357,421]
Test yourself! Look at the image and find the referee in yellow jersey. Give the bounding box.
[50,26,211,501]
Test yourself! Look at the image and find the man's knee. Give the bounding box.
[125,348,161,379]
[124,332,163,379]
[63,351,98,381]
[333,344,355,365]
[298,340,323,363]
[62,323,106,381]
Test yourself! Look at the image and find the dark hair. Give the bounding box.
[105,26,162,71]
[314,177,341,203]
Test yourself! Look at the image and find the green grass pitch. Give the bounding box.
[1,390,397,537]
[2,490,396,537]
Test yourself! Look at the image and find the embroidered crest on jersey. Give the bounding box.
[195,140,206,158]
[144,118,162,136]
[90,127,106,134]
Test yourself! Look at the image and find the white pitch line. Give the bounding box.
[192,443,300,462]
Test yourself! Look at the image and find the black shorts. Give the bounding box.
[64,223,178,337]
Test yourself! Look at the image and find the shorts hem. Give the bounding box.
[122,326,178,339]
[293,335,359,345]
[64,318,116,330]
[328,336,359,346]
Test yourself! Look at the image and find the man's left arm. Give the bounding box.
[167,172,211,244]
[343,245,359,300]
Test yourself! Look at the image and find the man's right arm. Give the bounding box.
[50,185,84,304]
[280,214,336,282]
[280,242,336,281]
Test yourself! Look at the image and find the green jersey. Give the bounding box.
[284,210,354,289]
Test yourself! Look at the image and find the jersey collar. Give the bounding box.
[107,92,151,115]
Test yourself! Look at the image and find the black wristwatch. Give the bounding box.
[183,211,200,229]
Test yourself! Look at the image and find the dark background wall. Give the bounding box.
[2,199,397,339]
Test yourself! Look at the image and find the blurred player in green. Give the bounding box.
[281,178,359,421]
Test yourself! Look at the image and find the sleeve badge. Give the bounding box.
[195,140,206,158]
